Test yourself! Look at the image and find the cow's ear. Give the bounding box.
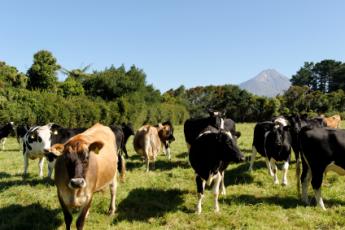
[89,141,104,154]
[49,144,65,156]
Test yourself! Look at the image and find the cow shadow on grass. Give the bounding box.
[0,203,62,230]
[113,188,187,223]
[222,194,345,209]
[175,152,188,159]
[125,155,190,171]
[0,172,11,179]
[224,161,264,186]
[0,177,54,193]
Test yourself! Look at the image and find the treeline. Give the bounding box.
[1,50,345,126]
[0,50,188,127]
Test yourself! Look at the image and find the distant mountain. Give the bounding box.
[239,69,291,97]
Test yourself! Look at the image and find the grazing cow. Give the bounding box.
[48,123,118,230]
[189,127,245,213]
[23,123,87,178]
[298,127,345,210]
[248,118,292,185]
[133,121,175,171]
[323,114,341,128]
[110,123,135,158]
[184,110,224,151]
[0,122,15,150]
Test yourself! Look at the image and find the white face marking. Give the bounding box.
[220,118,224,129]
[274,117,289,127]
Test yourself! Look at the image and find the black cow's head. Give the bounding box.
[207,109,224,129]
[218,131,245,163]
[49,140,103,189]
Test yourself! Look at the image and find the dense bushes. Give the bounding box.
[0,88,188,128]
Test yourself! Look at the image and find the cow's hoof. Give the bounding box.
[108,208,116,215]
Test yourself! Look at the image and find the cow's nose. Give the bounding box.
[69,178,86,189]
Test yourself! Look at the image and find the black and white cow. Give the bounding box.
[0,122,15,150]
[248,117,292,185]
[110,123,135,159]
[189,126,245,213]
[298,127,345,210]
[23,123,87,178]
[184,110,224,151]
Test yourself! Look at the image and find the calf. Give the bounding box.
[133,121,175,171]
[184,110,224,151]
[189,127,244,213]
[323,114,341,128]
[23,123,87,178]
[0,122,15,150]
[248,118,292,185]
[48,123,118,230]
[298,127,345,210]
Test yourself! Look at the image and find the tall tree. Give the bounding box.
[27,50,61,92]
[0,61,27,88]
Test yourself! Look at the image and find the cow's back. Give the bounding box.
[133,125,160,159]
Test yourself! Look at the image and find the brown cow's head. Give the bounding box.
[49,140,103,189]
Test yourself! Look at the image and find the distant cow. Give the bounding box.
[110,123,135,158]
[133,121,175,171]
[298,127,345,210]
[48,123,118,230]
[323,114,341,128]
[189,127,245,213]
[0,122,15,150]
[248,117,292,185]
[23,123,87,178]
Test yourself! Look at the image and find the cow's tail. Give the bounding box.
[117,153,126,182]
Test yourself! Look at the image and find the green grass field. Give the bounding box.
[1,123,345,229]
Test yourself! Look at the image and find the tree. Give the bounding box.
[27,50,61,92]
[60,64,91,83]
[59,77,85,97]
[0,61,27,88]
[291,62,315,89]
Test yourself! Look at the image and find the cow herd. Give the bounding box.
[0,112,343,229]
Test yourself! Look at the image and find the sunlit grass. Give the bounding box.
[1,123,345,229]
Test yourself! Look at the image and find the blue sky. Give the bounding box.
[1,1,345,92]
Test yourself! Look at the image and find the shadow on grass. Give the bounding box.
[114,188,187,223]
[224,162,257,186]
[0,203,62,230]
[0,148,20,152]
[0,172,11,179]
[0,177,54,193]
[175,152,188,159]
[125,156,190,171]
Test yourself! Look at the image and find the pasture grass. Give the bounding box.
[1,123,345,229]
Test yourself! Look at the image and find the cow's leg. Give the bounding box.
[58,194,72,230]
[212,172,222,213]
[220,171,226,195]
[311,169,326,210]
[0,137,6,150]
[23,153,29,176]
[270,158,279,184]
[123,146,129,159]
[196,175,206,214]
[47,159,55,179]
[248,145,257,172]
[76,198,92,230]
[301,167,312,204]
[265,157,274,177]
[108,174,117,215]
[282,161,289,186]
[166,146,171,160]
[38,157,45,177]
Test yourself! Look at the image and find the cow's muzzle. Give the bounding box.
[69,178,86,189]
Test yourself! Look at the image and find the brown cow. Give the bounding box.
[48,123,118,230]
[133,121,175,172]
[323,114,341,128]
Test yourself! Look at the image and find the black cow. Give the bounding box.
[248,117,292,185]
[110,123,135,159]
[189,127,245,213]
[224,118,241,141]
[184,110,224,151]
[0,122,15,150]
[298,127,345,210]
